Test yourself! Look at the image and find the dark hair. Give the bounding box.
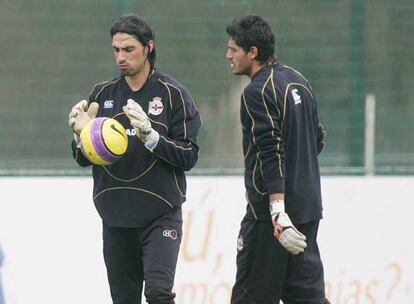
[110,14,156,68]
[226,15,275,63]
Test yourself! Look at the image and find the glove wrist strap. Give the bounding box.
[144,129,160,152]
[270,199,285,217]
[73,133,81,148]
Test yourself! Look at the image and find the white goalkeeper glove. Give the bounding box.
[68,100,99,135]
[270,200,307,255]
[122,98,159,151]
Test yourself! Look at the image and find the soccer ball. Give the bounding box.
[80,117,128,165]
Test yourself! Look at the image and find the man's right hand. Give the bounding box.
[68,100,99,135]
[270,200,307,255]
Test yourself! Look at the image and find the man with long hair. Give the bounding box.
[68,14,201,304]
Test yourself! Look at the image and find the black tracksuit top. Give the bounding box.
[72,70,201,227]
[241,62,325,224]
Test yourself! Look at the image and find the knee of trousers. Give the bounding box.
[108,283,142,304]
[144,265,176,303]
[144,288,175,304]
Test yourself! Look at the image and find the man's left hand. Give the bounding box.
[123,98,159,151]
[270,200,307,255]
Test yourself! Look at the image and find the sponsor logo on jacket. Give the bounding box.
[163,229,178,240]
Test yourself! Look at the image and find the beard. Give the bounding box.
[120,68,136,77]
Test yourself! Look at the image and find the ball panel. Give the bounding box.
[80,120,110,165]
[90,118,119,164]
[79,117,128,166]
[102,119,128,155]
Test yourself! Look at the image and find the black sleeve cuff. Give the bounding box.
[266,178,285,194]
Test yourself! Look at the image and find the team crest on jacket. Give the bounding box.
[148,97,163,116]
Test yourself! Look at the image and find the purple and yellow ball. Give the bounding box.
[80,117,128,165]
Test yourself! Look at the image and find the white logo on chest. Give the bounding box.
[148,97,163,115]
[104,100,114,109]
[126,128,136,136]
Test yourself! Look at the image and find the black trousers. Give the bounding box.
[231,219,330,304]
[102,208,182,304]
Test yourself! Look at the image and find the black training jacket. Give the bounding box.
[241,62,325,224]
[71,70,201,227]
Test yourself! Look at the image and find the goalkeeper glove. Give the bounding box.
[68,100,99,135]
[317,122,326,154]
[122,98,159,151]
[270,200,307,255]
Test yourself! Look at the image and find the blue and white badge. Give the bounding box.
[148,97,163,116]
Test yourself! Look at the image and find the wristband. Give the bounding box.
[270,199,285,216]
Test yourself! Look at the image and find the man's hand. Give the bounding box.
[123,98,159,151]
[270,200,307,255]
[68,100,99,135]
